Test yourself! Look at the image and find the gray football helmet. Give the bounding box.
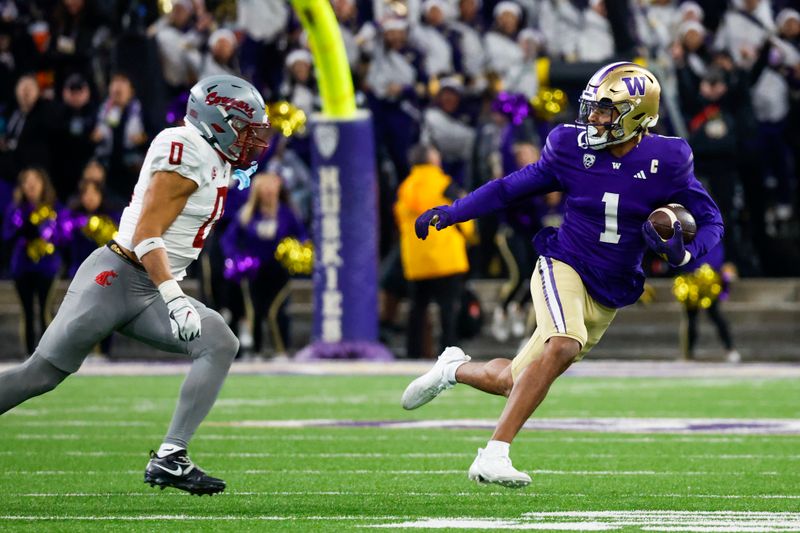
[185,75,271,167]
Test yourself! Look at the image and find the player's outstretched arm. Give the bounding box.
[415,160,561,240]
[133,171,202,342]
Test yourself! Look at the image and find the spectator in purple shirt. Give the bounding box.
[59,178,119,278]
[401,62,723,487]
[221,173,308,359]
[2,167,61,356]
[57,178,118,356]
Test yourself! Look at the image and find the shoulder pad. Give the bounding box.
[544,124,582,156]
[651,134,693,178]
[148,127,207,184]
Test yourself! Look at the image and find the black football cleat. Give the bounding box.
[144,450,226,496]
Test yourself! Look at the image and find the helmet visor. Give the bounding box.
[577,98,617,127]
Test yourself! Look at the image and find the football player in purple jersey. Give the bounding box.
[401,62,724,487]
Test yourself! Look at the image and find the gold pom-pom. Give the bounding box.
[82,215,119,247]
[274,237,314,275]
[531,88,567,121]
[266,101,307,137]
[29,205,56,226]
[673,264,723,309]
[26,238,56,263]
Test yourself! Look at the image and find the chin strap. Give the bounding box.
[587,126,642,150]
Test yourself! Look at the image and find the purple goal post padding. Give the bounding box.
[294,111,393,361]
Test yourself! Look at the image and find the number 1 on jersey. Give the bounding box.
[600,192,621,244]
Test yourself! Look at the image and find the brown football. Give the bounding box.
[647,203,697,243]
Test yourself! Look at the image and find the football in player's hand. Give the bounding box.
[648,204,697,243]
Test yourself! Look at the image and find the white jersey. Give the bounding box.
[117,125,231,280]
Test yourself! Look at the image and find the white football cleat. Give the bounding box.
[401,346,470,410]
[468,448,531,488]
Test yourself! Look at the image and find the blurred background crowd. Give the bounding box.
[0,0,798,359]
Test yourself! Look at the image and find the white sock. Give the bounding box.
[157,443,185,458]
[484,440,510,457]
[444,360,468,385]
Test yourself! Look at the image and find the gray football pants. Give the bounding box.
[0,246,239,449]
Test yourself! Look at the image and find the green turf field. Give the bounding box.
[0,372,798,531]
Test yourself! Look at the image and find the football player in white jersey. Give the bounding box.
[0,75,269,495]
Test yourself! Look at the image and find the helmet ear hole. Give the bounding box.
[641,115,658,129]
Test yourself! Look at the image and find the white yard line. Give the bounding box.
[6,433,798,443]
[0,515,409,521]
[0,469,789,476]
[2,420,156,427]
[15,491,800,500]
[366,511,800,531]
[57,451,471,458]
[3,511,800,532]
[0,450,788,461]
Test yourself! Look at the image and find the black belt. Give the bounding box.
[107,240,146,271]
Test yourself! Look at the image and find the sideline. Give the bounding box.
[0,360,797,378]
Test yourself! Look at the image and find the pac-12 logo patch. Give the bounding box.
[95,270,118,287]
[314,124,339,159]
[583,153,596,168]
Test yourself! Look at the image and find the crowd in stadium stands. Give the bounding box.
[0,0,798,358]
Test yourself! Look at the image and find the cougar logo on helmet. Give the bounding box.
[576,62,661,150]
[204,92,256,119]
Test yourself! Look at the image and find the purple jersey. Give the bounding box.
[447,124,724,308]
[3,203,62,278]
[680,241,725,272]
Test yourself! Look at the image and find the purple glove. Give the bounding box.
[415,207,454,240]
[642,220,690,266]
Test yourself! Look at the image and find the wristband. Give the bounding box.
[677,250,692,267]
[158,279,184,304]
[134,237,166,260]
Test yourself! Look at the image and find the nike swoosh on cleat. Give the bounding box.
[152,463,183,476]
